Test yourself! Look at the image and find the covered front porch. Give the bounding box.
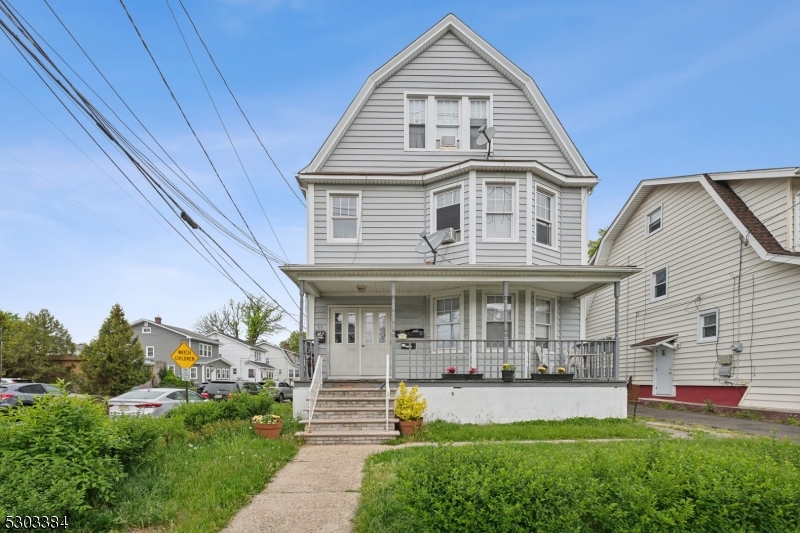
[282,265,639,382]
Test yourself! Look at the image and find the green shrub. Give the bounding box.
[171,393,274,431]
[357,439,800,533]
[111,414,188,469]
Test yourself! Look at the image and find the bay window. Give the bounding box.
[486,185,514,239]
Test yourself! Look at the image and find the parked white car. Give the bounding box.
[108,388,203,417]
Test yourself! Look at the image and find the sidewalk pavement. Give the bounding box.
[221,444,384,533]
[631,405,800,442]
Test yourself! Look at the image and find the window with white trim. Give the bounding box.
[278,369,282,375]
[533,298,553,339]
[469,99,488,149]
[265,357,270,365]
[141,327,151,334]
[232,368,237,376]
[248,368,255,379]
[205,366,213,380]
[253,352,262,362]
[198,343,212,357]
[651,267,668,301]
[486,185,514,239]
[217,368,230,380]
[697,310,718,342]
[436,99,459,149]
[145,346,154,358]
[535,188,554,246]
[647,206,662,235]
[189,367,198,380]
[167,364,175,374]
[485,295,513,341]
[330,195,359,241]
[434,297,460,348]
[408,99,426,149]
[435,188,461,239]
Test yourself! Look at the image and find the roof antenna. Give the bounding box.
[475,126,496,159]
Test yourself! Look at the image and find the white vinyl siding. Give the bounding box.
[324,33,573,172]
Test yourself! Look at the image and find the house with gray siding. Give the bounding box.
[587,168,800,411]
[130,317,231,385]
[281,15,640,437]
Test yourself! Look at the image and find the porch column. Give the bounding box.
[613,281,620,381]
[503,281,509,364]
[299,280,305,378]
[391,281,396,379]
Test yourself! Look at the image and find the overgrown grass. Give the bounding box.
[385,417,663,444]
[354,438,800,533]
[110,420,298,532]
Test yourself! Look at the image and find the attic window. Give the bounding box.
[141,327,151,334]
[647,206,662,235]
[469,100,488,149]
[436,99,459,149]
[408,99,426,149]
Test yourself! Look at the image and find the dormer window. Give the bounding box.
[646,206,662,236]
[436,99,459,149]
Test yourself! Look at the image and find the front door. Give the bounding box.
[653,346,674,396]
[329,309,359,377]
[328,308,391,377]
[361,309,390,377]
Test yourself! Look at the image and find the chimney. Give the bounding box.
[155,316,162,324]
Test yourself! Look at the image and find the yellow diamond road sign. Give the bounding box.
[171,341,199,369]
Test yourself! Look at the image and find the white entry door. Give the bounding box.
[361,309,390,377]
[653,346,675,396]
[329,309,359,377]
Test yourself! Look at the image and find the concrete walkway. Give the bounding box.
[632,405,800,442]
[221,445,383,533]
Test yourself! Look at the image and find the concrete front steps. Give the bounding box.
[296,383,400,444]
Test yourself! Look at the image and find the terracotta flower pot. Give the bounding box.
[253,420,283,439]
[398,419,422,436]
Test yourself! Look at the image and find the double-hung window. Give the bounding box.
[651,267,668,301]
[647,206,662,235]
[330,194,359,241]
[535,188,554,246]
[435,297,460,348]
[254,352,262,362]
[485,295,513,341]
[469,99,488,148]
[408,99,426,149]
[697,310,718,342]
[189,367,198,380]
[248,368,255,379]
[435,188,461,238]
[205,367,213,380]
[486,185,514,239]
[145,346,155,358]
[534,298,553,339]
[198,343,212,357]
[436,99,459,149]
[141,326,151,334]
[217,368,230,380]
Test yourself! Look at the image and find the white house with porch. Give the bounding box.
[284,14,639,442]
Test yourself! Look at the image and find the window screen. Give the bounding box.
[408,99,426,148]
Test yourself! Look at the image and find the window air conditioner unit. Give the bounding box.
[440,135,456,147]
[441,227,457,244]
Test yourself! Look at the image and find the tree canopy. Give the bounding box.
[80,304,151,396]
[588,227,608,260]
[194,297,283,345]
[1,309,73,381]
[281,330,305,354]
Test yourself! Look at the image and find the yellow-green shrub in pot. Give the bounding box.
[394,382,427,436]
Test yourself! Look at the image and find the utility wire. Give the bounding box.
[174,0,305,207]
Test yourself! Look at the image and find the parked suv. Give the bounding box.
[200,381,262,400]
[265,381,293,403]
[0,382,61,408]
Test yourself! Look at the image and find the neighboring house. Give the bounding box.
[257,343,301,382]
[207,332,275,382]
[281,14,638,423]
[587,168,800,410]
[50,343,86,377]
[130,317,232,385]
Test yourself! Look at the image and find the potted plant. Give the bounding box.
[252,414,283,439]
[394,381,427,436]
[531,364,574,381]
[441,366,483,380]
[501,363,516,382]
[537,365,548,374]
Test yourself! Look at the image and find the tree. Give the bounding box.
[2,309,73,381]
[80,304,151,396]
[194,297,283,345]
[282,330,305,353]
[588,227,608,260]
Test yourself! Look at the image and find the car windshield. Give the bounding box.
[114,390,166,400]
[42,384,61,394]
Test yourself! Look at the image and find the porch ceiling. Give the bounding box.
[280,264,640,298]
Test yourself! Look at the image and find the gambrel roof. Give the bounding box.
[592,167,800,268]
[301,14,592,177]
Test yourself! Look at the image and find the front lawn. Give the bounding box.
[354,439,800,532]
[386,417,662,444]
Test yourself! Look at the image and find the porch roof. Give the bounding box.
[280,264,640,298]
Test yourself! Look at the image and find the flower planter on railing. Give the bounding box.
[531,373,574,381]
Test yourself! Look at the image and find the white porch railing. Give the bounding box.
[305,356,324,433]
[393,339,616,380]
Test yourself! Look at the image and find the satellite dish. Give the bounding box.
[475,126,496,146]
[415,230,447,263]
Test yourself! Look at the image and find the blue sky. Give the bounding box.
[1,0,798,343]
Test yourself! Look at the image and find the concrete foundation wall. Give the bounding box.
[294,382,627,423]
